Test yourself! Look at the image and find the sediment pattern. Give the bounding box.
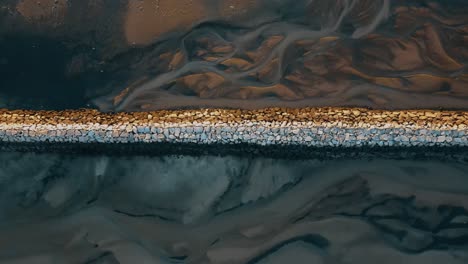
[3,1,468,110]
[1,108,467,147]
[1,153,468,263]
[93,0,468,112]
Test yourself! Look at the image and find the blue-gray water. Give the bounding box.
[0,151,467,263]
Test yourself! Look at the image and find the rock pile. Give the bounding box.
[0,108,467,147]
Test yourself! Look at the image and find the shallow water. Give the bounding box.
[0,150,467,263]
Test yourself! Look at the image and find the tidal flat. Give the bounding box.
[0,150,467,263]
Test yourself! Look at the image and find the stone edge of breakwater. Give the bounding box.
[0,107,467,148]
[2,141,468,162]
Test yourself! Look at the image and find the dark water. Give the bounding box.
[0,35,91,109]
[0,150,467,263]
[1,0,468,111]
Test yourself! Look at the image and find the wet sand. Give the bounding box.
[2,1,468,111]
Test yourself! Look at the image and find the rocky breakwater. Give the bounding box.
[0,108,467,147]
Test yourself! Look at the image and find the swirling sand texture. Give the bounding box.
[94,0,468,111]
[0,152,467,263]
[2,0,468,110]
